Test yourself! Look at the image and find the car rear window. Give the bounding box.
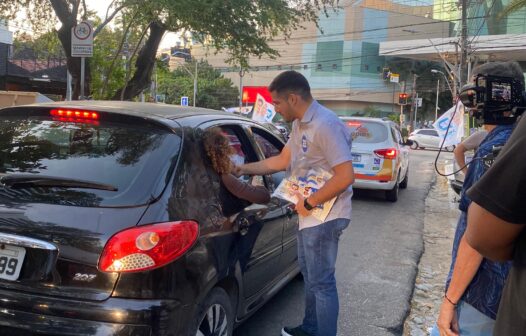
[0,113,181,207]
[343,120,388,144]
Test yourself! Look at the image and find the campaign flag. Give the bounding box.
[252,93,276,122]
[433,101,465,147]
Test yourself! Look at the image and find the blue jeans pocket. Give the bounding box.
[331,219,349,240]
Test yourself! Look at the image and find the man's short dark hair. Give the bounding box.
[472,61,525,88]
[268,71,312,100]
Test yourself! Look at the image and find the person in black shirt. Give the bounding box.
[466,113,526,336]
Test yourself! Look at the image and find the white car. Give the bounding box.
[341,117,410,202]
[408,128,455,151]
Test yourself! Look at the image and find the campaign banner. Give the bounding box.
[252,93,276,123]
[433,101,465,147]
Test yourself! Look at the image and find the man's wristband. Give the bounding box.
[304,198,315,211]
[444,294,457,307]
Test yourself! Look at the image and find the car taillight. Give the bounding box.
[374,148,397,160]
[98,221,199,273]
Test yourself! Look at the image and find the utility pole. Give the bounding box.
[193,60,197,107]
[459,0,468,88]
[409,73,418,133]
[239,69,245,110]
[435,78,440,120]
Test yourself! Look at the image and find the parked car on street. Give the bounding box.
[408,128,456,151]
[0,101,299,336]
[340,117,411,202]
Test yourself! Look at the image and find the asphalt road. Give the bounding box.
[234,149,454,336]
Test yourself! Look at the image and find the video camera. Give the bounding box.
[459,74,526,124]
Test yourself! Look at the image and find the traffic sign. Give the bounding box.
[181,96,189,106]
[71,21,93,57]
[416,98,423,107]
[390,73,399,83]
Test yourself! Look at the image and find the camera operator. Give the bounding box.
[431,61,523,336]
[465,109,526,335]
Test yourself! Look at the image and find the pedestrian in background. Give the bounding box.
[453,128,488,174]
[430,61,524,336]
[234,71,354,336]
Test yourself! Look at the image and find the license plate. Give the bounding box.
[352,154,361,162]
[0,245,26,281]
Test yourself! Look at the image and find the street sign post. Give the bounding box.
[390,73,400,83]
[71,21,93,100]
[181,96,189,106]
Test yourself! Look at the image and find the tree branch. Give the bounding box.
[100,10,140,97]
[112,21,167,100]
[94,4,127,37]
[81,0,87,20]
[120,23,150,100]
[49,0,73,25]
[72,0,81,22]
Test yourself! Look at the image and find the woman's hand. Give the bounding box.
[436,299,459,336]
[231,165,243,178]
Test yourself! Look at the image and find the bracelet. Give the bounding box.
[444,294,458,307]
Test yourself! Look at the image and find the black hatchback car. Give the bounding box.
[0,101,299,336]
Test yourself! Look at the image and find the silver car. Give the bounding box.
[408,128,455,151]
[341,117,411,202]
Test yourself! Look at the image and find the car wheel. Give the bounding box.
[191,287,233,336]
[400,169,408,189]
[386,180,399,202]
[410,141,419,150]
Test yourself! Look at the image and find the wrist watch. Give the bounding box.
[304,198,315,211]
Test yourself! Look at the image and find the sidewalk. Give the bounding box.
[403,174,459,336]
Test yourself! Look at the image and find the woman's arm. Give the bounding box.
[221,174,271,204]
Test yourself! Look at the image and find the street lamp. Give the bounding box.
[431,69,454,95]
[431,69,454,121]
[172,51,198,107]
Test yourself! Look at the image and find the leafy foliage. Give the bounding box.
[2,0,338,100]
[156,60,239,109]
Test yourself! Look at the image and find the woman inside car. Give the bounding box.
[202,128,270,213]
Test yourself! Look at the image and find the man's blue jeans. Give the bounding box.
[298,218,350,336]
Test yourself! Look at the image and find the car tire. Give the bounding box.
[386,180,399,202]
[400,170,408,189]
[410,141,419,150]
[190,287,234,336]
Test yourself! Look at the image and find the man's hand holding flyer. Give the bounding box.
[272,168,336,221]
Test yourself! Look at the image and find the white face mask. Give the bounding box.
[229,154,245,167]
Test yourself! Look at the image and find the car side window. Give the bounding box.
[251,127,285,190]
[391,127,402,144]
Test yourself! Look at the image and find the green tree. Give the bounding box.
[363,106,383,118]
[1,0,338,100]
[157,60,239,109]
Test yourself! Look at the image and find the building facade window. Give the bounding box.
[315,41,343,72]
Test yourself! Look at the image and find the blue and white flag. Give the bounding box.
[433,101,465,147]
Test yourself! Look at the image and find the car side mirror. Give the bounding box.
[234,204,269,235]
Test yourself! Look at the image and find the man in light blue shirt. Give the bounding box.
[236,71,354,336]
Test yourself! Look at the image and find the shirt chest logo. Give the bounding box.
[301,135,309,153]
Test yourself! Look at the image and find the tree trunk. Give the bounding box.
[112,21,166,101]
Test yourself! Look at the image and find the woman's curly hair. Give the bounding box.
[202,128,235,174]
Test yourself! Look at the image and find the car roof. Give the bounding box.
[3,101,252,127]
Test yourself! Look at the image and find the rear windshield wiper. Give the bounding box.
[0,174,118,191]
